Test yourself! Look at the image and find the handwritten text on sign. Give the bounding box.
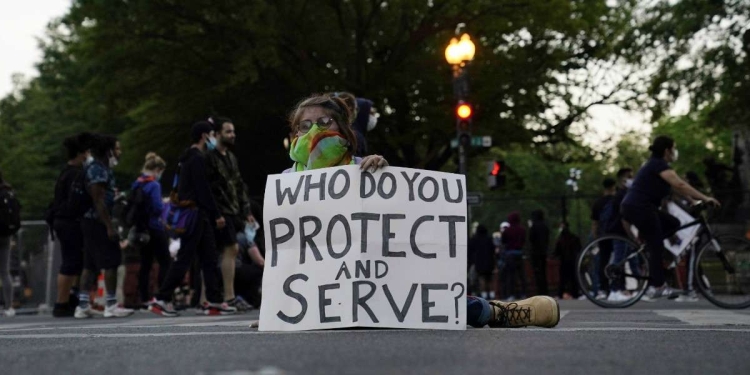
[260,165,467,331]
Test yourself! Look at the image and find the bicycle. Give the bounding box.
[576,202,750,309]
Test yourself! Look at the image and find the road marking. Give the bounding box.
[655,310,750,325]
[1,326,750,339]
[559,310,569,320]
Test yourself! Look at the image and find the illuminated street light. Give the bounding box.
[444,33,476,65]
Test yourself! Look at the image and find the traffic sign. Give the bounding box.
[467,192,483,206]
[450,136,492,149]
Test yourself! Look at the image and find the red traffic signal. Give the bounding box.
[491,161,501,176]
[456,103,472,120]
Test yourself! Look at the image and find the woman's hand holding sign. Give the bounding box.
[360,154,388,172]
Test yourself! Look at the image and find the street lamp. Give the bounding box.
[444,34,476,65]
[445,33,476,176]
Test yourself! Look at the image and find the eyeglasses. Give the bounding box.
[298,116,336,133]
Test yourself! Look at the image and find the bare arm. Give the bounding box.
[660,170,720,206]
[247,243,265,268]
[90,183,116,239]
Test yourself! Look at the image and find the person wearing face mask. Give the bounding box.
[130,152,171,307]
[76,134,134,318]
[48,132,93,317]
[284,94,559,329]
[149,121,236,317]
[621,135,721,299]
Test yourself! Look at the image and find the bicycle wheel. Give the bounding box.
[695,235,750,309]
[576,235,649,308]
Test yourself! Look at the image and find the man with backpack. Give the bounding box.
[589,177,617,300]
[0,170,21,317]
[76,134,134,318]
[206,116,255,311]
[148,121,237,317]
[48,132,93,317]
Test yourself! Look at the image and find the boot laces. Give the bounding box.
[491,302,531,326]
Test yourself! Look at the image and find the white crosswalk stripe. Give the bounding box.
[654,310,750,325]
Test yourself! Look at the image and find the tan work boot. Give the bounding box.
[488,296,560,328]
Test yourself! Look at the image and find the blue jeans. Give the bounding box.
[466,296,492,328]
[609,239,641,292]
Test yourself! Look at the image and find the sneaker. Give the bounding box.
[3,308,16,317]
[488,296,560,328]
[227,296,253,312]
[204,302,237,316]
[74,305,97,319]
[606,291,630,303]
[53,303,75,318]
[148,298,179,317]
[595,291,607,300]
[646,285,680,300]
[104,304,135,318]
[675,291,699,303]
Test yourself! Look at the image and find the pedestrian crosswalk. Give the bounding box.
[0,309,749,337]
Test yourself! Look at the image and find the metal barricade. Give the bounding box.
[2,221,56,313]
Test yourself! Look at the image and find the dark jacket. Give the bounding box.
[555,229,581,263]
[177,147,220,220]
[51,165,82,221]
[529,211,550,257]
[353,98,373,157]
[469,225,495,275]
[206,149,251,218]
[502,212,526,250]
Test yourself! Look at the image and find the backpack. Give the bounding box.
[161,163,198,239]
[68,166,93,219]
[0,188,21,236]
[598,198,616,236]
[122,183,149,230]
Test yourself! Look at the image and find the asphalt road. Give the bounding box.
[1,299,749,375]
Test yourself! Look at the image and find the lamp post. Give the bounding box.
[445,33,476,175]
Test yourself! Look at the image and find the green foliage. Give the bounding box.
[0,0,646,218]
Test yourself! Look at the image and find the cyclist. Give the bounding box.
[620,135,720,299]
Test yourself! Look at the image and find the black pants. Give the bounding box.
[597,239,612,293]
[502,254,527,298]
[54,218,84,276]
[621,204,680,287]
[559,259,578,298]
[531,254,548,295]
[156,212,222,303]
[138,228,171,303]
[234,264,263,307]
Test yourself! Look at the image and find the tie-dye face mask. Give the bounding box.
[289,124,353,171]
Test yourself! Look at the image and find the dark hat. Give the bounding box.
[191,121,213,143]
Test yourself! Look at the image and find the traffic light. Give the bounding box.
[487,160,506,189]
[455,101,472,144]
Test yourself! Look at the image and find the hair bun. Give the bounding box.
[145,152,157,161]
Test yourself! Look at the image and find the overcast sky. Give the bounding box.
[0,0,652,148]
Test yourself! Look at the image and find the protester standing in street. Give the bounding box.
[590,177,617,299]
[49,133,92,317]
[501,212,527,301]
[606,167,637,302]
[130,152,171,306]
[469,224,496,299]
[529,209,550,296]
[0,170,21,317]
[149,121,237,317]
[555,222,581,300]
[283,93,559,328]
[206,116,254,311]
[76,135,134,318]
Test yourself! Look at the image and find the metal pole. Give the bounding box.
[44,231,55,313]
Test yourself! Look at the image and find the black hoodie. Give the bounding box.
[353,98,373,157]
[177,147,220,220]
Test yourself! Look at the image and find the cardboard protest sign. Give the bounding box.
[629,202,699,257]
[260,165,467,331]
